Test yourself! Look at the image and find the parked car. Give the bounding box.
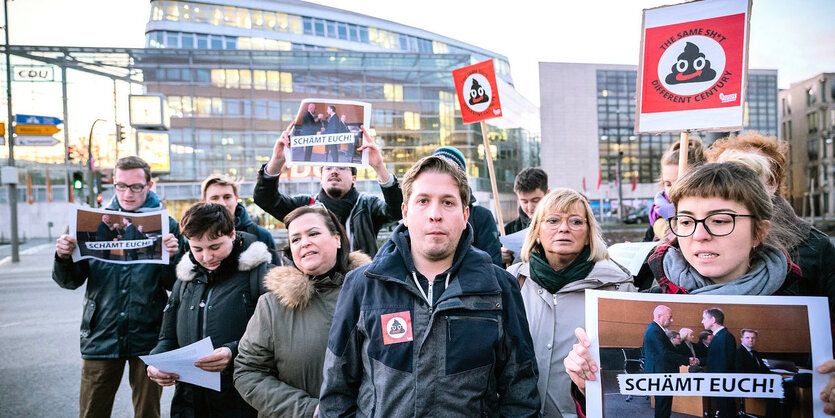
[623,206,650,224]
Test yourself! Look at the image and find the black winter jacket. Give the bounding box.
[52,191,182,359]
[151,233,272,418]
[468,193,503,267]
[253,164,402,257]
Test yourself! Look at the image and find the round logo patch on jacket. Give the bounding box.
[381,311,413,345]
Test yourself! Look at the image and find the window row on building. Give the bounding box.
[147,0,511,76]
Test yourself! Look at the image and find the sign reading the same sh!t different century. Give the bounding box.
[452,60,502,124]
[635,0,752,133]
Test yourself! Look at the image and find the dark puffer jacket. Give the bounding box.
[319,223,540,417]
[52,191,182,359]
[253,164,402,257]
[151,233,272,418]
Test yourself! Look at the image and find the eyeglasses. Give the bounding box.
[543,215,587,231]
[114,182,147,193]
[669,213,755,237]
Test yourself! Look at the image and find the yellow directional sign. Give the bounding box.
[0,122,5,133]
[15,124,60,135]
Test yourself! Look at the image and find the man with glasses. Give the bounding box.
[52,156,182,418]
[255,125,402,257]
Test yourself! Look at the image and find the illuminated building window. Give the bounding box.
[193,4,208,23]
[236,8,251,29]
[280,72,293,93]
[384,84,403,101]
[251,10,264,30]
[212,98,223,115]
[211,69,225,87]
[253,70,266,90]
[182,96,193,116]
[432,41,449,54]
[223,6,235,26]
[180,3,193,22]
[165,2,179,21]
[151,2,163,21]
[404,112,421,130]
[267,71,280,91]
[225,69,239,88]
[195,97,211,116]
[288,15,302,34]
[239,70,251,89]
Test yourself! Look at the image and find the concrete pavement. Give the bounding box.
[0,243,174,417]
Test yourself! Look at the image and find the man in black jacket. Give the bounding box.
[702,307,737,417]
[736,329,770,373]
[52,156,182,418]
[255,125,401,257]
[432,146,503,267]
[96,214,117,259]
[502,167,549,264]
[643,305,692,418]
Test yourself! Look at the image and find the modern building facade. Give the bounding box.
[0,0,540,238]
[539,62,777,206]
[143,0,539,221]
[780,72,835,217]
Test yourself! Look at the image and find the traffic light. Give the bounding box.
[67,145,75,162]
[96,194,104,204]
[72,171,84,190]
[116,124,126,142]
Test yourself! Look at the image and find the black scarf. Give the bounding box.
[318,186,359,226]
[189,234,244,283]
[529,245,595,294]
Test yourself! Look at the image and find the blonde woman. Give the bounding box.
[507,188,635,417]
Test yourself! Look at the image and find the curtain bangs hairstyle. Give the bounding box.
[669,163,773,243]
[180,202,235,240]
[401,155,470,209]
[520,188,608,263]
[283,205,351,275]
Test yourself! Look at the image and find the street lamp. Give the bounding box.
[87,118,106,206]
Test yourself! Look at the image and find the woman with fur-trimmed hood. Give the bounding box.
[234,205,371,418]
[147,203,272,418]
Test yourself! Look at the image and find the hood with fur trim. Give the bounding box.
[177,241,271,282]
[264,251,372,310]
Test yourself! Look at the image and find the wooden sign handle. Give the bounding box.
[678,131,690,175]
[480,121,505,236]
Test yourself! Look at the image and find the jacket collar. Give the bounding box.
[176,236,271,282]
[105,190,164,213]
[366,223,501,297]
[234,203,252,228]
[264,251,372,310]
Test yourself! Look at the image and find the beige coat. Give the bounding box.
[508,259,635,418]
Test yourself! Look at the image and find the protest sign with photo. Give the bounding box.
[286,98,370,168]
[69,205,170,265]
[636,0,751,133]
[584,290,831,417]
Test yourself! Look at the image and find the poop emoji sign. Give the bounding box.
[381,311,413,345]
[453,60,502,124]
[636,0,751,133]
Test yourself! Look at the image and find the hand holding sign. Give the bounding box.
[56,234,77,259]
[266,122,294,176]
[357,127,391,183]
[563,327,598,395]
[163,234,179,257]
[819,359,835,415]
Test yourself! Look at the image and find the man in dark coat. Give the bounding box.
[255,126,401,257]
[432,146,503,266]
[301,102,321,161]
[96,214,117,259]
[643,305,691,418]
[52,156,183,418]
[323,105,345,162]
[702,307,737,417]
[122,217,140,260]
[736,329,769,373]
[319,155,540,417]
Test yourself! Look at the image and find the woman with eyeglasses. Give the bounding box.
[506,188,635,417]
[233,205,371,418]
[563,163,835,416]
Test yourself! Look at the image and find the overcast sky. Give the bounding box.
[7,0,835,106]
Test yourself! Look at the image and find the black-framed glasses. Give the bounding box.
[114,182,147,193]
[669,213,755,237]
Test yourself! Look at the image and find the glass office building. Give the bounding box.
[142,0,539,218]
[540,63,776,199]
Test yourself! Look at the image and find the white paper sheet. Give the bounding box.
[499,228,528,257]
[606,241,660,276]
[139,337,220,392]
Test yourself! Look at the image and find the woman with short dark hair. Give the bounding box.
[146,203,272,418]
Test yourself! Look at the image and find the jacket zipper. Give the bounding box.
[202,287,214,339]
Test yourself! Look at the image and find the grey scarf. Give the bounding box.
[662,244,786,295]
